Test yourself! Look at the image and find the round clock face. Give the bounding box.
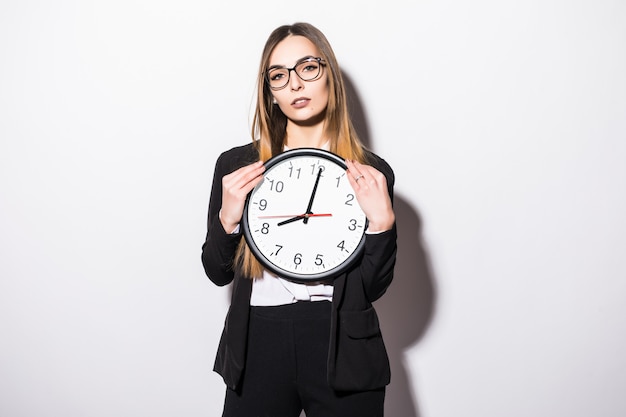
[242,148,367,282]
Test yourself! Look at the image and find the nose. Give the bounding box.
[288,68,303,91]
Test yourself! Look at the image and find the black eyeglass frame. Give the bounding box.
[265,57,326,91]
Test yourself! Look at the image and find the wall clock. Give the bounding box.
[242,148,367,282]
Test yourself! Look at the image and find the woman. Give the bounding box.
[201,22,397,417]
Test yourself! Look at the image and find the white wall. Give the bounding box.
[1,1,625,416]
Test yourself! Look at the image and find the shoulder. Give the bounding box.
[218,142,259,162]
[363,149,395,186]
[215,142,260,173]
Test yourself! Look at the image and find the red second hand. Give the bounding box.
[257,213,333,219]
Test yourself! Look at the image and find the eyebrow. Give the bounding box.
[267,55,317,71]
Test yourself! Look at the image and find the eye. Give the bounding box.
[298,60,319,74]
[268,69,287,81]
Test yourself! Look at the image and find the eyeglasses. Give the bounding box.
[266,57,325,90]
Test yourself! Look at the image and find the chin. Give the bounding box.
[290,109,326,125]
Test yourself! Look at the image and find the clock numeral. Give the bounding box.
[310,163,326,176]
[271,244,283,256]
[288,165,301,179]
[348,219,360,231]
[260,223,270,234]
[345,193,355,206]
[294,253,302,266]
[337,240,348,253]
[335,173,345,188]
[254,199,267,211]
[267,179,284,193]
[315,254,324,267]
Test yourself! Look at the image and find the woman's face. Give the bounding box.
[268,35,329,125]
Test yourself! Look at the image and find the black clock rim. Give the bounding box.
[241,148,368,283]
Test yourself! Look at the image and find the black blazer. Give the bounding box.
[201,143,397,392]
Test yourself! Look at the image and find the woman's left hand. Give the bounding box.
[346,160,395,233]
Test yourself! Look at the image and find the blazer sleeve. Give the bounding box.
[356,152,397,302]
[200,151,239,286]
[202,143,264,286]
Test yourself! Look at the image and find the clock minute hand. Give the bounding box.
[303,167,323,224]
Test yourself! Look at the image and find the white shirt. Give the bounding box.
[250,271,334,306]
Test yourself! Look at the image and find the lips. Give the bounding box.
[291,97,310,108]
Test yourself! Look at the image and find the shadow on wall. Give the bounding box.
[344,73,437,417]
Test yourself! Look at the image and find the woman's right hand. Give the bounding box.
[219,160,265,233]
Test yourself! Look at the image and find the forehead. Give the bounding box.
[269,35,321,67]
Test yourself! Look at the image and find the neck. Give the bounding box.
[285,121,328,149]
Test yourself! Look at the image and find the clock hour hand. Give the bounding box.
[303,167,323,224]
[276,214,306,226]
[272,213,333,226]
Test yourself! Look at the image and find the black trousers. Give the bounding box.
[221,301,385,417]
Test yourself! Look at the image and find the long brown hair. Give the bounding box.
[237,22,367,278]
